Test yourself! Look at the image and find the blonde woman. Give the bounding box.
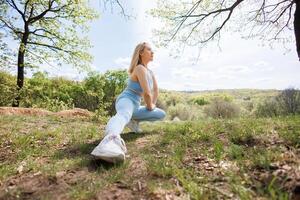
[91,42,166,163]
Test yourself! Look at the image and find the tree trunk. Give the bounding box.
[12,24,29,107]
[295,0,300,61]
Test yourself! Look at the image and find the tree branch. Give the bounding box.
[28,0,55,23]
[101,0,132,19]
[273,2,294,39]
[29,28,69,46]
[167,0,202,42]
[5,0,26,22]
[0,16,23,38]
[168,0,244,43]
[27,41,72,53]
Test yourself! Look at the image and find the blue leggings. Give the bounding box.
[105,97,166,136]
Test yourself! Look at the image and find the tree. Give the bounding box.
[151,0,300,60]
[0,0,98,106]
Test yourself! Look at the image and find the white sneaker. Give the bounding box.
[91,134,127,163]
[126,119,142,133]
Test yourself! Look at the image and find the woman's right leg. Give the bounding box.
[104,97,135,136]
[90,97,135,163]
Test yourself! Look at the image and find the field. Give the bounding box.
[0,114,299,200]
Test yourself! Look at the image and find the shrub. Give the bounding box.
[276,88,300,115]
[81,72,105,111]
[156,97,168,111]
[191,97,209,106]
[92,106,109,123]
[244,101,254,112]
[205,93,234,102]
[255,97,281,117]
[32,97,73,112]
[254,88,300,117]
[167,103,198,120]
[0,71,16,106]
[22,72,75,109]
[101,70,128,116]
[164,93,184,107]
[70,84,94,110]
[204,97,240,119]
[0,70,128,114]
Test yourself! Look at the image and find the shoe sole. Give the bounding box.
[91,151,125,164]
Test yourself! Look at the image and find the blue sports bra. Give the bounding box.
[126,68,153,95]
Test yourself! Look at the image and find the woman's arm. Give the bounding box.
[151,71,159,105]
[135,65,154,110]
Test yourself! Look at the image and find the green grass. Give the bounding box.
[0,115,299,199]
[142,117,298,199]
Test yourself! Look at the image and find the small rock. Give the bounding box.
[16,161,26,174]
[173,117,181,122]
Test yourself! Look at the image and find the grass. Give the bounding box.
[142,116,298,199]
[0,115,299,199]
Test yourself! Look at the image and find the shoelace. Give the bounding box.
[119,137,127,153]
[103,135,127,153]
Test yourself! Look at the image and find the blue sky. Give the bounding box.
[7,0,300,91]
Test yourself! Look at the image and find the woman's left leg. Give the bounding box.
[132,106,166,122]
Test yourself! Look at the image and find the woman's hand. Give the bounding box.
[147,103,156,111]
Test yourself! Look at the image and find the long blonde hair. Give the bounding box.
[128,42,147,74]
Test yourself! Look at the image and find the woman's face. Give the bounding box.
[140,43,154,62]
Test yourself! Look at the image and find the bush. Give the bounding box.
[244,101,254,112]
[255,97,281,117]
[156,97,168,111]
[254,88,300,117]
[70,84,95,110]
[206,93,234,102]
[191,97,209,106]
[276,88,300,115]
[92,106,109,123]
[204,98,240,119]
[101,70,128,116]
[21,72,75,109]
[32,97,73,112]
[154,92,185,111]
[0,70,128,114]
[0,71,16,106]
[81,72,105,111]
[164,93,184,107]
[167,103,198,120]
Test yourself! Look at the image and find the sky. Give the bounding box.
[5,0,300,91]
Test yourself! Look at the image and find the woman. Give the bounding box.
[91,42,166,163]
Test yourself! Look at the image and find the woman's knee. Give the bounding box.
[155,108,166,120]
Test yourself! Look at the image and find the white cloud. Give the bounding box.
[254,77,272,83]
[253,61,274,72]
[218,65,251,74]
[171,67,204,79]
[114,57,131,68]
[254,61,268,67]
